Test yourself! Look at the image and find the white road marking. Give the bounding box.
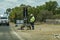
[12,31,24,40]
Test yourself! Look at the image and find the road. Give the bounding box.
[1,24,60,40]
[0,25,20,40]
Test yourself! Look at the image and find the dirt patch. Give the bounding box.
[11,23,60,40]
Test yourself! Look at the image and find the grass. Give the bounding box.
[10,23,60,40]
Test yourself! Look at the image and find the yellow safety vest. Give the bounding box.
[30,16,35,22]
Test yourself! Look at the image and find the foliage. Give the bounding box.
[6,1,60,22]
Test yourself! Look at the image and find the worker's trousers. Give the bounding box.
[30,22,34,30]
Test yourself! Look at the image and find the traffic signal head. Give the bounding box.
[23,7,28,17]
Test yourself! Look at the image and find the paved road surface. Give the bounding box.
[0,25,20,40]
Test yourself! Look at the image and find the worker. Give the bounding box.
[30,14,35,30]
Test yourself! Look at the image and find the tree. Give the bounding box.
[45,1,58,14]
[37,10,53,22]
[55,7,60,14]
[52,14,60,19]
[9,6,23,22]
[6,8,11,15]
[7,1,60,22]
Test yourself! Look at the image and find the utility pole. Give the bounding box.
[23,6,28,24]
[20,6,29,30]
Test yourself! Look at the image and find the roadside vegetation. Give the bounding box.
[5,1,60,23]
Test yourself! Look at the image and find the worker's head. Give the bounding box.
[30,14,33,16]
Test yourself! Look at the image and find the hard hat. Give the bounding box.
[30,14,33,16]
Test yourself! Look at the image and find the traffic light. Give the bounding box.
[23,7,28,23]
[23,7,28,17]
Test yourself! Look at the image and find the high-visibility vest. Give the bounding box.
[30,16,35,22]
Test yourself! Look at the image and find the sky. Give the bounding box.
[0,0,60,14]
